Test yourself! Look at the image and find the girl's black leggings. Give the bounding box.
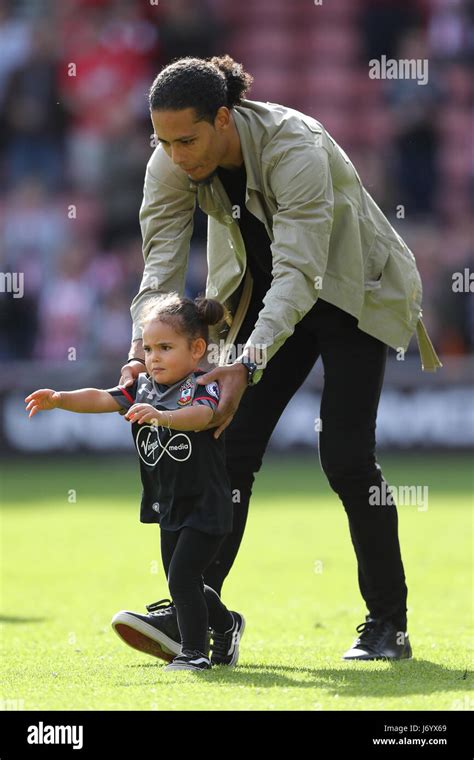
[160,526,234,654]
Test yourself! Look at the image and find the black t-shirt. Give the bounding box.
[217,163,273,297]
[107,370,233,535]
[217,162,322,335]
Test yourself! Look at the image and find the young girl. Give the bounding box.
[25,293,245,671]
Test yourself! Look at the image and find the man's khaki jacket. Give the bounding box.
[131,98,442,384]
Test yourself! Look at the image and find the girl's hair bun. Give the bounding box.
[195,297,226,326]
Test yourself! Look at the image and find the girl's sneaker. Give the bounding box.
[112,598,212,663]
[210,611,245,667]
[111,599,181,662]
[164,649,211,671]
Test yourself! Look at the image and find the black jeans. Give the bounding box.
[203,293,408,631]
[161,527,234,653]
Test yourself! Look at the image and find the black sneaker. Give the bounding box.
[164,649,211,671]
[342,615,412,660]
[210,611,245,667]
[111,599,181,662]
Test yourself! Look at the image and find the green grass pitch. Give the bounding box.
[1,453,472,711]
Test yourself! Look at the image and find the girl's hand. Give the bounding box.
[24,389,61,418]
[125,403,161,425]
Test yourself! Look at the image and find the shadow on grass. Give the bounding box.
[123,660,471,698]
[0,615,48,624]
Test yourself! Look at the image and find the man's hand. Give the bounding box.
[120,340,146,387]
[119,360,145,388]
[195,363,249,439]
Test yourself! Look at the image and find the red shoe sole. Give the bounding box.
[114,623,175,663]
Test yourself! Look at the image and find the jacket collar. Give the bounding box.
[232,105,262,196]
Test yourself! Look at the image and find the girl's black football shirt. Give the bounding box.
[107,370,233,535]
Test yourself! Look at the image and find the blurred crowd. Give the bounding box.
[0,0,472,364]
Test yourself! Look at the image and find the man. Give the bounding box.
[111,55,442,663]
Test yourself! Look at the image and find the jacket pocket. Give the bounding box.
[363,233,391,290]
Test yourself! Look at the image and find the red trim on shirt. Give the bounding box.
[193,396,217,405]
[119,386,135,404]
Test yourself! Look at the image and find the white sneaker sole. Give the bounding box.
[164,661,211,672]
[111,611,181,662]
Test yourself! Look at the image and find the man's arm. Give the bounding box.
[235,139,334,381]
[127,339,145,363]
[121,148,196,385]
[130,148,196,342]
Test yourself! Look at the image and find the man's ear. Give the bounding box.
[214,106,231,131]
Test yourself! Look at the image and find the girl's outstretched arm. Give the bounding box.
[25,389,123,417]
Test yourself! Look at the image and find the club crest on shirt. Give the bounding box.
[177,387,193,405]
[177,376,194,406]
